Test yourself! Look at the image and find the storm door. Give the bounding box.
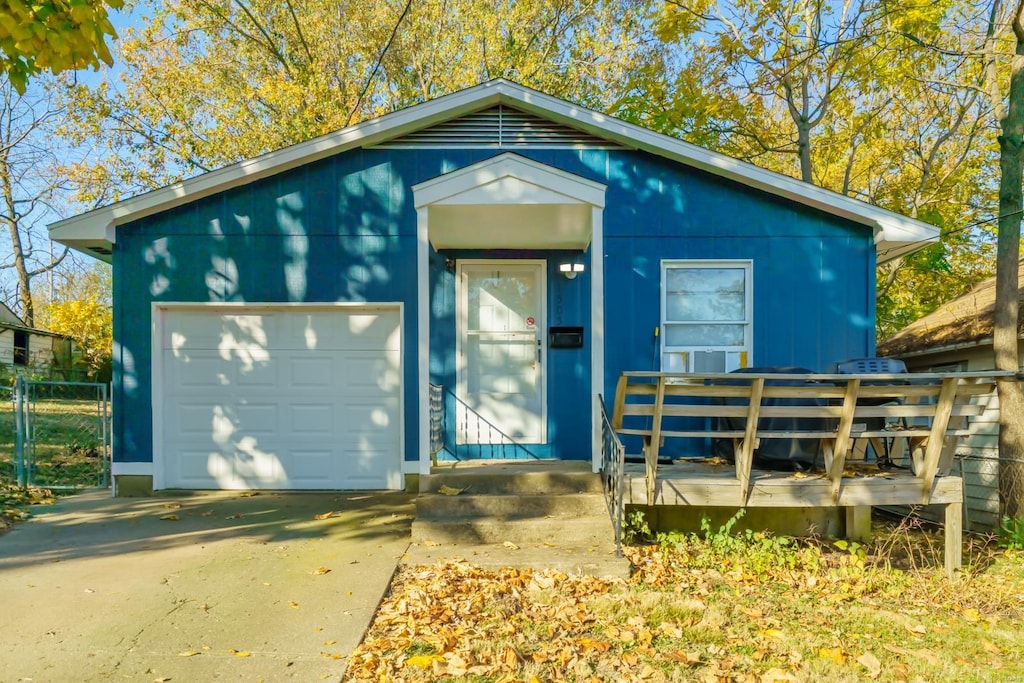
[456,260,546,444]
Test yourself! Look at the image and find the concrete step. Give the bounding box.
[422,462,602,495]
[402,540,632,580]
[416,492,608,520]
[411,515,613,546]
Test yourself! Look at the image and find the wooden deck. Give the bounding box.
[608,370,1015,577]
[622,461,962,508]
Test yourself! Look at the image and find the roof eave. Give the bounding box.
[47,79,939,262]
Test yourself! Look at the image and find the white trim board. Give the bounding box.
[50,80,935,264]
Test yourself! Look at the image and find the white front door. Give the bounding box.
[456,260,546,444]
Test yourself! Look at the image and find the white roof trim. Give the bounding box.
[49,79,937,263]
[412,152,606,208]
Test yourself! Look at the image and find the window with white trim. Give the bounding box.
[661,261,752,373]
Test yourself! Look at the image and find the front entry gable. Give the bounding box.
[413,153,605,251]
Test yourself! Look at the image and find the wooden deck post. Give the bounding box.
[829,378,860,503]
[736,377,764,506]
[845,506,871,543]
[646,376,666,503]
[920,378,958,497]
[945,502,962,579]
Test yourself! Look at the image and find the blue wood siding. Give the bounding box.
[113,146,874,469]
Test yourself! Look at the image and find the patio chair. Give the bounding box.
[832,357,908,468]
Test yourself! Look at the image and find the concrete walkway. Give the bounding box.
[0,489,414,682]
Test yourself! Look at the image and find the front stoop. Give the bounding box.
[406,460,631,579]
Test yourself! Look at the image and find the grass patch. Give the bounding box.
[0,397,107,489]
[348,517,1024,682]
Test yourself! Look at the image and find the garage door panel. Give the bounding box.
[286,450,334,482]
[288,404,335,434]
[175,449,233,486]
[289,356,335,386]
[343,401,399,433]
[232,403,280,434]
[169,354,230,388]
[343,351,401,392]
[159,306,402,490]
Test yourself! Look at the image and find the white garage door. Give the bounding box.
[156,305,402,490]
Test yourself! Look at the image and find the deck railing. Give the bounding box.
[612,371,1011,506]
[598,395,625,557]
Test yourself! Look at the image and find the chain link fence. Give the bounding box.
[954,452,1024,532]
[1,384,15,484]
[1,379,110,490]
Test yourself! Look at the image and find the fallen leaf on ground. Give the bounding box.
[406,654,443,668]
[314,511,335,520]
[163,503,181,509]
[159,514,179,521]
[857,652,881,678]
[503,541,520,550]
[238,492,258,497]
[177,650,201,657]
[228,649,251,657]
[819,647,845,664]
[883,643,939,664]
[982,638,1001,654]
[760,667,798,682]
[438,485,467,496]
[288,601,300,609]
[312,566,331,575]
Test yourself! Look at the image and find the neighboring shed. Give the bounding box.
[877,262,1024,531]
[0,302,75,378]
[48,80,940,495]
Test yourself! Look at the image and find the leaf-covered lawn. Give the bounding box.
[0,485,55,530]
[347,524,1024,682]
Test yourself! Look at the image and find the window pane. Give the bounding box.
[664,323,745,347]
[665,268,745,322]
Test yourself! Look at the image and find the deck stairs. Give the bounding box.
[405,460,630,579]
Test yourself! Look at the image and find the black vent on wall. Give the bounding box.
[373,105,623,149]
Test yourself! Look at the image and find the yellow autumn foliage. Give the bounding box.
[0,0,123,92]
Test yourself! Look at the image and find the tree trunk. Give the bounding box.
[0,149,33,327]
[995,0,1024,521]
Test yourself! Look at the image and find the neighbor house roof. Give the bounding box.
[877,261,1024,358]
[48,79,939,264]
[0,302,73,339]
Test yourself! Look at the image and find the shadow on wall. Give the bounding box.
[129,160,411,488]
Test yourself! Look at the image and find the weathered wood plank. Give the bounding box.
[920,378,959,496]
[828,379,860,502]
[945,502,963,578]
[737,378,764,505]
[846,506,872,543]
[623,470,963,507]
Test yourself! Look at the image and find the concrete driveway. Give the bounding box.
[0,489,414,681]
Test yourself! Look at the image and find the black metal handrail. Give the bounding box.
[599,394,625,557]
[441,386,541,461]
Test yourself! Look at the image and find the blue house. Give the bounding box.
[48,80,937,494]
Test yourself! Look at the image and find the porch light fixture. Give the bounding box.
[559,262,585,280]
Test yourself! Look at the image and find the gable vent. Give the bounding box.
[372,105,624,149]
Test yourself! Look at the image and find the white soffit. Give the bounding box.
[413,153,604,250]
[48,79,937,263]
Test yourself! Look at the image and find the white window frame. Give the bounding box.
[660,260,753,373]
